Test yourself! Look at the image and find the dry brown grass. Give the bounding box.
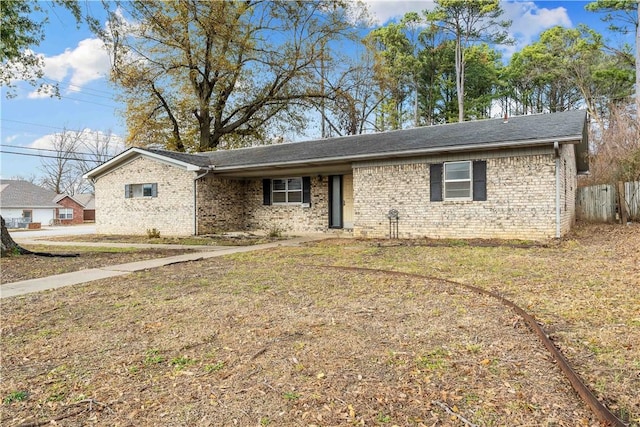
[0,246,196,283]
[1,222,638,426]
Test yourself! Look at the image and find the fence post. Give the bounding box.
[617,181,628,224]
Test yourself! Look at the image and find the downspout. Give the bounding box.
[193,167,213,236]
[554,141,561,239]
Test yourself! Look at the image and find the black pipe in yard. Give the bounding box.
[312,264,627,427]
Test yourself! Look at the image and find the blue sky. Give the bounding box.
[0,1,629,182]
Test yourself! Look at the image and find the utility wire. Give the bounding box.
[42,77,117,100]
[0,144,111,157]
[0,149,91,161]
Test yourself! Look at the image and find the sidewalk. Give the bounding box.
[1,235,328,299]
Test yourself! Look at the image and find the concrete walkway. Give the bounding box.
[1,235,328,299]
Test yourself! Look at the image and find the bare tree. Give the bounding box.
[583,104,640,186]
[308,48,384,137]
[38,128,84,195]
[37,128,122,195]
[74,129,122,193]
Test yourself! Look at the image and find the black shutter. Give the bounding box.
[151,183,158,197]
[302,176,311,205]
[430,163,443,202]
[125,184,131,198]
[262,179,271,205]
[472,160,487,201]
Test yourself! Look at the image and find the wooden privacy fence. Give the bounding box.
[576,181,640,222]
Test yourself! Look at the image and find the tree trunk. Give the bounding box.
[636,2,640,122]
[1,215,78,258]
[455,34,465,123]
[1,215,28,256]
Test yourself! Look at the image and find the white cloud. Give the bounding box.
[361,1,573,60]
[4,134,20,144]
[40,38,111,92]
[362,0,436,26]
[29,134,58,151]
[501,1,573,56]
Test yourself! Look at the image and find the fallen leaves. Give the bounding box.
[1,223,638,425]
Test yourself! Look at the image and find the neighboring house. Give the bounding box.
[0,180,60,227]
[84,110,589,240]
[53,193,96,225]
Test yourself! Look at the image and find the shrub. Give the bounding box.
[146,228,161,238]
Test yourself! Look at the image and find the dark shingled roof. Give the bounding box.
[85,110,588,181]
[0,180,59,208]
[135,110,587,173]
[144,149,212,168]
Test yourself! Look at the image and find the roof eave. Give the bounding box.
[83,147,207,180]
[211,135,582,173]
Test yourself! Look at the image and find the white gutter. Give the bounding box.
[193,167,214,235]
[554,141,561,238]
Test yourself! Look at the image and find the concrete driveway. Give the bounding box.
[11,224,96,242]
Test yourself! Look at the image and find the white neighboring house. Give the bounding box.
[0,180,60,228]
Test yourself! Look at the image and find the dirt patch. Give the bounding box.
[1,222,638,426]
[41,233,285,246]
[0,246,196,283]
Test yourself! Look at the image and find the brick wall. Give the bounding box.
[196,175,245,234]
[96,145,579,240]
[196,175,330,234]
[352,146,568,240]
[245,177,329,233]
[559,143,577,234]
[94,157,195,236]
[56,197,84,225]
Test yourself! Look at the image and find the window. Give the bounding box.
[59,208,73,220]
[22,210,32,222]
[262,177,311,206]
[430,160,486,202]
[125,183,158,198]
[444,161,472,200]
[272,178,302,204]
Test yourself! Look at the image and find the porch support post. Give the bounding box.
[554,141,561,238]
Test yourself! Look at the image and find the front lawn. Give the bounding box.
[1,222,638,426]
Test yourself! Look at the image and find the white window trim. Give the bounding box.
[444,161,473,201]
[127,183,157,198]
[272,177,303,205]
[58,208,74,220]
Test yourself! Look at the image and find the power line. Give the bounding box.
[42,77,117,100]
[57,93,119,109]
[0,149,92,162]
[1,144,112,157]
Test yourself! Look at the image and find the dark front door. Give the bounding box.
[329,175,343,228]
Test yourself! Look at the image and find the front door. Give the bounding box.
[328,175,354,229]
[329,175,342,228]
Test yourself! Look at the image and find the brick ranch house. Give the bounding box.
[84,110,589,240]
[53,193,96,225]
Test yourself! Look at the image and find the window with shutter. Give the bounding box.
[431,161,487,202]
[444,161,472,199]
[270,177,304,205]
